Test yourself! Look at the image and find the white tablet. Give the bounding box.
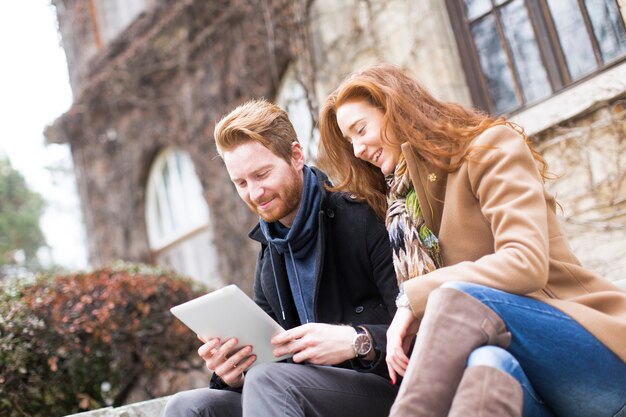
[170,284,291,366]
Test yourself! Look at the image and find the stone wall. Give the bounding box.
[510,62,626,282]
[307,0,471,104]
[48,0,302,292]
[536,99,626,281]
[52,0,100,90]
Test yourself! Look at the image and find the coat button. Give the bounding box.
[327,209,335,218]
[355,306,364,314]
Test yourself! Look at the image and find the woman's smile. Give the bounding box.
[371,148,383,164]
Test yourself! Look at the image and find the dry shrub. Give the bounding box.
[0,261,207,417]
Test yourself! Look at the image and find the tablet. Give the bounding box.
[170,284,291,366]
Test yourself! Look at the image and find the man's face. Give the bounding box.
[223,141,305,227]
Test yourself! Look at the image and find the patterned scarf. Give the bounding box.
[386,154,442,288]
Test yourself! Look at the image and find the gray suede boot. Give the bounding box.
[448,365,523,417]
[388,287,513,417]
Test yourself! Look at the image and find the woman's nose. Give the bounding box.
[352,141,367,159]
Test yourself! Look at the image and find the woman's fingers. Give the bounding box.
[386,349,406,377]
[386,329,411,380]
[392,346,410,376]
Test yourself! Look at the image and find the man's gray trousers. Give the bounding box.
[164,362,398,417]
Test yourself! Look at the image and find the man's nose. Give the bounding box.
[250,183,264,202]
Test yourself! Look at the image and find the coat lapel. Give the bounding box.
[401,142,447,236]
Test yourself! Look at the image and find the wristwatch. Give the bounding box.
[352,326,372,358]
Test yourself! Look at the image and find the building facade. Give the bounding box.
[47,0,626,292]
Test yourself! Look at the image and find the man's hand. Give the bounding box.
[271,323,356,365]
[197,336,256,388]
[385,307,419,384]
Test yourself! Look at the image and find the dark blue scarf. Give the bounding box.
[259,166,322,323]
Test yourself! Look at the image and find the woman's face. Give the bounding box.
[336,99,402,175]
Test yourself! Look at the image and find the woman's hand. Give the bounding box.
[271,323,355,365]
[197,336,256,388]
[386,307,420,384]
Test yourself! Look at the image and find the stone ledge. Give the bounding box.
[65,396,171,417]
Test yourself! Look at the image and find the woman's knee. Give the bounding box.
[467,346,523,381]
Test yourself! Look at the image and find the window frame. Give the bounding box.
[446,0,626,115]
[145,148,209,252]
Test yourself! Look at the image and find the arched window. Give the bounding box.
[276,65,319,163]
[145,148,221,288]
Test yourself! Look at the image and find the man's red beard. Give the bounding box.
[248,169,303,224]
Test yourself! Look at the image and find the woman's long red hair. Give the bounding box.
[318,63,548,219]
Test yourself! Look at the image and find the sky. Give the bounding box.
[0,1,88,270]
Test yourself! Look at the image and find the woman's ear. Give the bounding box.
[290,141,305,169]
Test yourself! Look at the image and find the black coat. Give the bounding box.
[210,170,398,389]
[250,172,398,377]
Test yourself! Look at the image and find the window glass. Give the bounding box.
[585,0,626,62]
[275,66,319,162]
[472,14,520,113]
[145,149,221,287]
[499,0,551,104]
[547,0,598,79]
[448,0,626,114]
[464,0,491,20]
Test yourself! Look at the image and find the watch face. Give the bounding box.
[354,333,372,356]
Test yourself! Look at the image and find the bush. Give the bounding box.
[0,261,207,417]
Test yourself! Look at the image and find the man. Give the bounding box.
[165,99,398,417]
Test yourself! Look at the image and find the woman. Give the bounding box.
[317,63,626,417]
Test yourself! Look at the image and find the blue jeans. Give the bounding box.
[442,281,626,417]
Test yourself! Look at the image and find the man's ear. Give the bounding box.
[290,141,305,170]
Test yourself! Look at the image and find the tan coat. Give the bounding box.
[402,125,626,362]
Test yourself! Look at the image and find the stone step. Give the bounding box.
[65,396,171,417]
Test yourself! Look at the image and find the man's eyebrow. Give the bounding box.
[230,164,273,182]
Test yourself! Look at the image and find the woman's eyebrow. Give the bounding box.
[348,118,364,132]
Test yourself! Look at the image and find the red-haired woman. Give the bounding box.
[318,63,626,417]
